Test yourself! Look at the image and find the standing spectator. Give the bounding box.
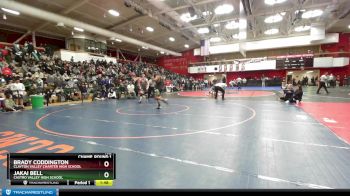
[13,79,26,106]
[236,77,242,90]
[344,75,348,87]
[329,73,335,88]
[204,79,208,88]
[242,78,247,86]
[261,75,266,87]
[336,75,340,87]
[222,76,226,84]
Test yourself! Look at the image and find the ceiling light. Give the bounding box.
[295,9,306,14]
[1,8,20,15]
[198,27,209,34]
[264,28,279,35]
[160,51,165,54]
[239,19,247,28]
[264,0,287,5]
[3,14,6,20]
[225,21,239,30]
[232,34,239,39]
[210,37,221,42]
[115,39,122,42]
[213,23,220,27]
[108,9,120,17]
[180,13,198,22]
[348,25,350,29]
[214,4,234,15]
[202,11,212,16]
[146,27,154,32]
[239,32,247,40]
[294,25,311,32]
[56,22,64,27]
[184,44,189,48]
[264,14,283,23]
[142,46,148,49]
[74,27,84,32]
[302,9,323,19]
[169,37,175,42]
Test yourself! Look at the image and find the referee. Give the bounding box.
[317,73,329,94]
[214,82,227,100]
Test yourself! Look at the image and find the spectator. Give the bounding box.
[4,93,24,112]
[261,75,266,87]
[292,85,303,104]
[127,82,136,98]
[317,73,329,94]
[12,79,26,106]
[242,78,247,86]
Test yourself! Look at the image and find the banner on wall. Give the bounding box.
[188,58,276,74]
[189,56,349,74]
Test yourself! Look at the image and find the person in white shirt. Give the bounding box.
[13,79,26,106]
[229,80,236,88]
[261,75,266,87]
[317,73,329,94]
[7,80,16,93]
[242,78,247,86]
[127,82,136,98]
[236,77,242,90]
[214,82,227,100]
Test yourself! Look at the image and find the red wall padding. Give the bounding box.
[321,33,350,55]
[319,66,350,77]
[156,50,204,75]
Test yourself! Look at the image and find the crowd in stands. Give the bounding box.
[0,42,203,112]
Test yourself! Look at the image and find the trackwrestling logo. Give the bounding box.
[1,188,57,196]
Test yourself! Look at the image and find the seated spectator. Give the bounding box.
[108,89,116,99]
[127,82,136,98]
[4,93,24,112]
[291,85,303,104]
[280,84,294,102]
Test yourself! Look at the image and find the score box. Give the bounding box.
[7,153,116,186]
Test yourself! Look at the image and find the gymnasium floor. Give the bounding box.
[1,86,350,189]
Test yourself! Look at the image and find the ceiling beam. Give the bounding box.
[107,15,146,30]
[0,22,66,40]
[250,2,333,18]
[0,0,181,56]
[122,0,199,44]
[13,0,89,43]
[325,1,350,30]
[37,0,113,26]
[156,0,223,15]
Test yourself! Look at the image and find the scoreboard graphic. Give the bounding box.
[276,54,314,69]
[6,153,116,186]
